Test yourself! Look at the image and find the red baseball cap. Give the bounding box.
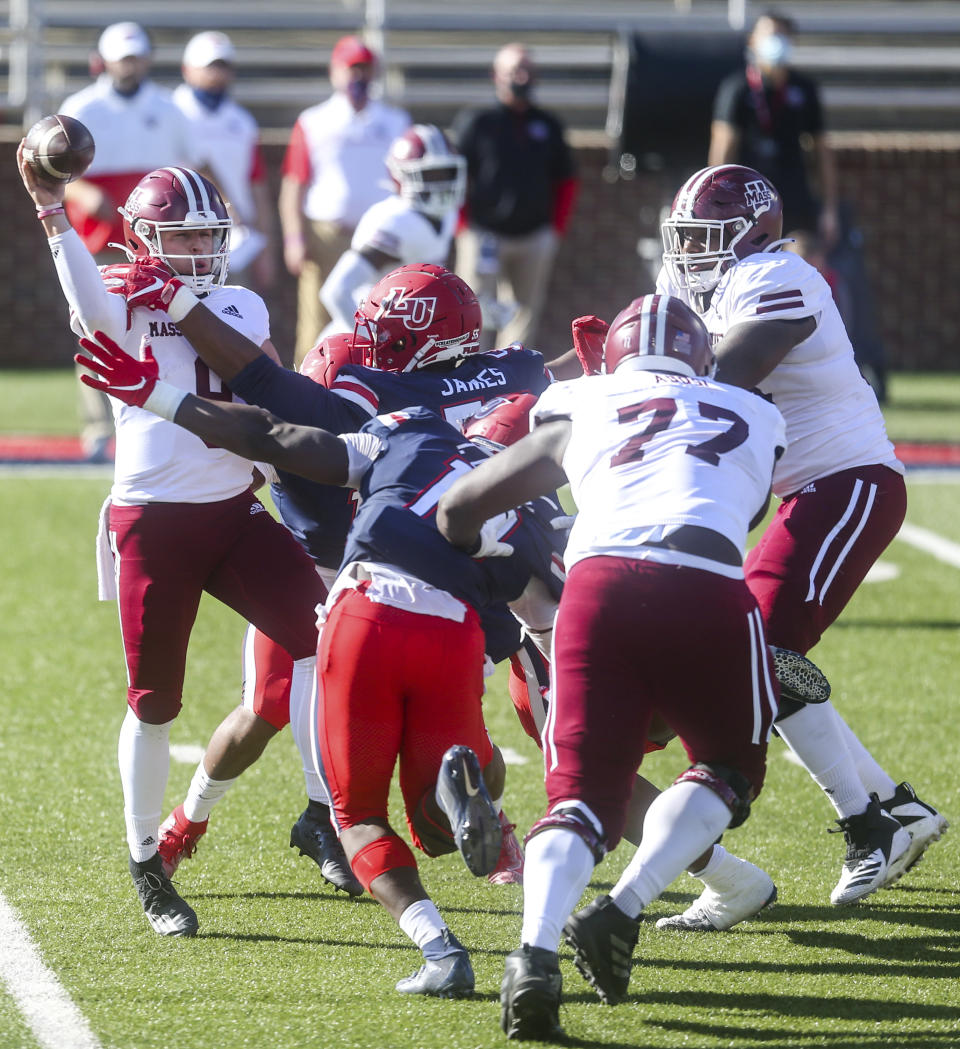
[331,35,376,67]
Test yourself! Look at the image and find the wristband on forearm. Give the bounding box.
[165,284,200,323]
[142,381,188,421]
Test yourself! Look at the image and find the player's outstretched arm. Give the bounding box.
[116,262,263,382]
[437,420,570,550]
[76,330,349,485]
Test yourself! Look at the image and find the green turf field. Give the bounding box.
[1,371,958,1049]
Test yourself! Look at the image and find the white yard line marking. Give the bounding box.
[499,747,530,766]
[897,522,960,570]
[0,892,102,1049]
[170,743,205,765]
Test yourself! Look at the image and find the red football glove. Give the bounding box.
[570,314,609,376]
[103,258,186,312]
[75,329,159,408]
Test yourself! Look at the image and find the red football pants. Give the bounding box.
[316,588,490,851]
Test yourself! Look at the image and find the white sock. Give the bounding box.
[611,782,731,919]
[775,701,870,818]
[398,899,447,950]
[520,828,594,952]
[182,762,237,823]
[288,656,331,805]
[117,708,172,862]
[690,844,751,892]
[833,710,898,800]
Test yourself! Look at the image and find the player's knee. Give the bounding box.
[349,834,418,894]
[525,800,607,864]
[128,689,182,724]
[674,763,754,828]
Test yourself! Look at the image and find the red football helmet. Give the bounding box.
[118,167,232,293]
[386,124,466,219]
[661,165,784,294]
[353,263,482,373]
[603,294,714,378]
[462,393,539,453]
[299,332,368,388]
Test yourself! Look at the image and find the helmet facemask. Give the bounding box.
[396,156,466,219]
[661,214,753,295]
[129,213,232,294]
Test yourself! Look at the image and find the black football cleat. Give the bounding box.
[290,802,364,897]
[563,895,639,1005]
[396,932,474,998]
[129,854,198,937]
[501,945,564,1041]
[435,745,502,877]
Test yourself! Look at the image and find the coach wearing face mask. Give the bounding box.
[453,43,578,353]
[709,9,838,247]
[279,35,410,366]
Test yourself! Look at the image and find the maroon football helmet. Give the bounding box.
[461,393,539,453]
[118,167,232,293]
[353,263,482,373]
[299,332,368,388]
[603,294,715,378]
[661,165,784,293]
[386,124,466,218]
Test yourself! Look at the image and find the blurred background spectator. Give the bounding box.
[278,34,410,367]
[174,31,277,293]
[453,43,578,353]
[709,9,838,247]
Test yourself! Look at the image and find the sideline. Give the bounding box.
[0,892,103,1049]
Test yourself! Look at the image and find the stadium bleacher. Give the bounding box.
[2,0,960,137]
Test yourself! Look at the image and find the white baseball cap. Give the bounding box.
[98,22,151,63]
[183,31,236,68]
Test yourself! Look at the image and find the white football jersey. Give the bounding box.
[109,284,270,505]
[656,251,902,496]
[352,194,456,268]
[534,370,786,578]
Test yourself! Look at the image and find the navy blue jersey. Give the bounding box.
[343,407,565,614]
[239,347,550,568]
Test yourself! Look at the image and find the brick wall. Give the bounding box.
[2,140,956,370]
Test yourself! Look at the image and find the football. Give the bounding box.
[22,114,95,184]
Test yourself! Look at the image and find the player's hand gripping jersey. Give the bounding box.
[657,250,898,497]
[535,368,786,577]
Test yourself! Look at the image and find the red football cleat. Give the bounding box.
[157,805,208,878]
[488,810,524,885]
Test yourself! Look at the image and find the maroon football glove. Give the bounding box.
[570,314,609,376]
[75,329,159,408]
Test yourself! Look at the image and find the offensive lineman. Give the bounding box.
[435,294,786,1039]
[652,164,946,910]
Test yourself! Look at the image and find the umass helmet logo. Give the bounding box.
[379,288,437,331]
[744,179,772,211]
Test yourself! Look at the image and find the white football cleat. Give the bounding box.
[880,781,948,877]
[830,794,912,905]
[656,856,777,932]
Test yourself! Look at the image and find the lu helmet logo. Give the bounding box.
[380,289,437,331]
